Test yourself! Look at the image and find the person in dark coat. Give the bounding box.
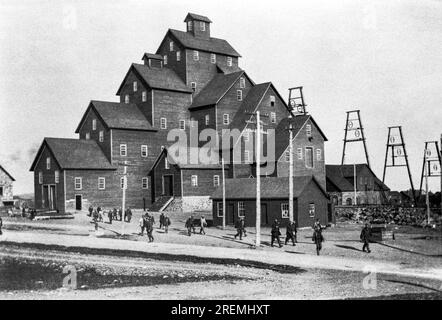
[21,207,26,218]
[107,210,113,224]
[285,220,297,246]
[199,215,207,235]
[360,223,371,253]
[0,216,3,235]
[234,217,245,240]
[185,216,195,236]
[125,207,132,223]
[159,212,165,229]
[164,214,171,233]
[118,208,122,221]
[145,217,154,242]
[312,228,324,255]
[313,218,322,231]
[88,205,93,217]
[112,208,118,221]
[148,212,155,226]
[271,219,283,248]
[97,206,103,222]
[92,210,99,231]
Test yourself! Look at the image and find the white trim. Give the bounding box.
[74,177,82,190]
[142,177,149,189]
[141,145,148,157]
[238,201,245,217]
[151,90,155,126]
[217,202,224,217]
[120,144,127,157]
[110,130,113,160]
[191,174,198,187]
[305,146,314,168]
[98,177,105,190]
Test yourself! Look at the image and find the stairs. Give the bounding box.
[148,196,174,212]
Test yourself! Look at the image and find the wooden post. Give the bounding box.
[425,159,430,225]
[256,111,261,247]
[354,163,357,205]
[289,122,294,221]
[121,161,127,235]
[222,157,226,230]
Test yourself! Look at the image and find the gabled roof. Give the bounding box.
[274,115,328,161]
[216,63,242,74]
[189,71,245,110]
[116,63,192,95]
[184,13,212,23]
[142,53,163,60]
[165,29,241,57]
[30,138,116,171]
[75,100,157,133]
[0,165,15,181]
[211,176,328,200]
[325,164,390,192]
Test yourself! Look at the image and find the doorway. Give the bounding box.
[227,203,235,225]
[261,203,268,226]
[162,175,173,196]
[75,195,82,211]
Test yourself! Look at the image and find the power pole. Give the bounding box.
[288,121,294,221]
[440,134,442,212]
[222,157,226,230]
[353,162,357,205]
[425,163,430,225]
[418,141,441,202]
[121,161,127,235]
[256,111,261,247]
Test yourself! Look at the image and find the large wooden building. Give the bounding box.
[30,13,330,217]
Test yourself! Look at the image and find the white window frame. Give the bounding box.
[160,117,167,129]
[141,145,148,157]
[281,203,289,218]
[169,41,174,51]
[191,82,197,92]
[85,132,90,140]
[176,51,181,61]
[285,150,290,162]
[210,53,216,64]
[92,119,97,130]
[98,177,105,190]
[309,203,316,217]
[142,177,149,189]
[238,201,245,217]
[270,95,276,107]
[179,120,186,130]
[223,114,229,125]
[305,147,314,168]
[124,94,129,104]
[270,112,276,123]
[54,170,59,183]
[120,144,127,157]
[227,56,232,66]
[191,175,198,187]
[213,175,220,187]
[193,50,199,61]
[217,202,224,217]
[142,91,147,102]
[243,129,250,142]
[120,177,126,190]
[46,157,51,170]
[306,124,312,137]
[200,21,205,31]
[297,148,303,160]
[163,55,168,65]
[75,177,82,190]
[165,157,169,169]
[205,114,210,125]
[187,20,193,31]
[133,81,137,92]
[239,77,245,88]
[99,130,104,142]
[316,149,322,161]
[38,171,43,184]
[237,90,242,101]
[244,150,250,163]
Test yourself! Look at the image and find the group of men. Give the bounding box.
[88,206,133,229]
[185,215,208,236]
[269,219,298,248]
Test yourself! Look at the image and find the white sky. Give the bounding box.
[0,0,441,194]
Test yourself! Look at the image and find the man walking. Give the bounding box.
[88,205,93,217]
[164,214,171,233]
[312,227,324,255]
[199,215,207,235]
[360,223,372,253]
[159,212,165,229]
[185,216,195,236]
[234,217,245,240]
[145,216,154,242]
[139,214,146,235]
[271,219,283,248]
[285,220,297,246]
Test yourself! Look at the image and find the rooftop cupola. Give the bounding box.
[142,53,163,68]
[184,13,212,39]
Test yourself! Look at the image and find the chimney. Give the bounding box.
[184,13,211,39]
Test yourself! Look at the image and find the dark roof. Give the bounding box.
[0,165,15,181]
[142,53,163,60]
[30,138,116,171]
[189,71,244,109]
[166,29,241,57]
[116,63,192,95]
[211,176,328,199]
[184,13,212,23]
[325,164,390,192]
[216,63,242,74]
[75,101,156,133]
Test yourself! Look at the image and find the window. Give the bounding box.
[227,56,232,66]
[285,150,290,162]
[306,124,312,137]
[75,177,82,190]
[120,144,127,157]
[46,157,51,170]
[308,203,315,217]
[244,150,250,163]
[316,149,322,161]
[270,112,276,123]
[38,171,43,184]
[213,175,220,187]
[163,55,168,65]
[210,53,216,64]
[297,148,303,160]
[179,120,186,130]
[193,50,199,61]
[169,41,174,51]
[237,90,242,101]
[270,95,275,107]
[238,201,245,217]
[142,177,149,189]
[191,175,198,187]
[205,114,210,125]
[187,20,193,31]
[98,177,105,190]
[223,114,229,125]
[124,95,129,104]
[165,157,169,169]
[239,77,245,88]
[0,187,2,196]
[160,117,167,129]
[305,147,314,168]
[191,82,197,92]
[243,129,250,142]
[133,81,137,92]
[85,132,90,140]
[99,131,104,142]
[141,145,148,157]
[92,119,96,130]
[55,170,59,183]
[120,177,126,189]
[281,203,289,218]
[200,21,205,31]
[217,202,223,217]
[176,51,181,61]
[142,91,147,102]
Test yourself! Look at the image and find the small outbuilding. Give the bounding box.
[211,175,329,228]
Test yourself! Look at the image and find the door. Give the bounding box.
[75,195,82,211]
[43,186,49,208]
[163,175,173,196]
[261,203,268,226]
[227,203,235,225]
[49,185,56,210]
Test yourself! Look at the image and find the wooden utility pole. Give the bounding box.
[121,161,127,235]
[255,111,261,247]
[288,121,294,221]
[354,163,357,205]
[222,157,226,230]
[425,162,430,225]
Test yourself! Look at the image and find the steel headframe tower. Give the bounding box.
[341,110,370,168]
[382,126,417,205]
[418,141,442,200]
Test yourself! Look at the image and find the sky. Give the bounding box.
[0,0,441,195]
